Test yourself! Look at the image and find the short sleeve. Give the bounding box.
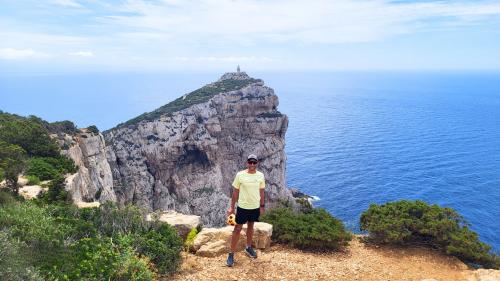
[232,173,240,189]
[259,174,265,189]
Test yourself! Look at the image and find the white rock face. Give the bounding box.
[19,185,46,199]
[104,73,295,226]
[64,132,116,203]
[192,222,273,257]
[466,269,500,281]
[146,211,201,239]
[75,201,101,208]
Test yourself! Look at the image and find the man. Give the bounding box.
[226,154,266,267]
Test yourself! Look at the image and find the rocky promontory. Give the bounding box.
[63,71,296,226]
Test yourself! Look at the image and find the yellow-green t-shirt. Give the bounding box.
[232,170,265,210]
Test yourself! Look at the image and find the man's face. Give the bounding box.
[247,159,258,171]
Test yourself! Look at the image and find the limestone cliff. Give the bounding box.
[61,130,116,203]
[103,72,294,226]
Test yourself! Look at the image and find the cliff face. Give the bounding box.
[103,72,294,226]
[62,131,116,203]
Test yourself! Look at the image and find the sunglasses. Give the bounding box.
[247,161,258,165]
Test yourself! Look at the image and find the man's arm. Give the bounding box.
[259,189,265,207]
[228,187,239,215]
[259,189,265,214]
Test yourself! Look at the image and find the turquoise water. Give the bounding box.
[1,71,499,253]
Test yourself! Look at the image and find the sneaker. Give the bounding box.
[245,246,257,258]
[226,253,234,267]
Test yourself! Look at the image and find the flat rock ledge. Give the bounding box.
[147,211,202,239]
[193,222,272,257]
[75,201,101,208]
[19,185,47,200]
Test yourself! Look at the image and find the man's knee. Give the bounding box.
[233,224,243,233]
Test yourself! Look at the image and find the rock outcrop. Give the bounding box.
[63,131,116,203]
[192,222,273,257]
[146,211,202,239]
[103,72,295,226]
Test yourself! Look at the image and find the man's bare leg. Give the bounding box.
[246,221,254,247]
[230,224,243,253]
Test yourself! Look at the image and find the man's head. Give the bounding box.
[247,154,258,172]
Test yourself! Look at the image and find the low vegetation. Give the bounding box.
[0,191,183,280]
[0,111,78,193]
[261,207,352,251]
[360,200,500,269]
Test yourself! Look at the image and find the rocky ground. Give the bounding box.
[170,237,499,281]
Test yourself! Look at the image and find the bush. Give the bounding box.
[38,175,72,204]
[0,190,18,206]
[132,224,183,275]
[360,200,500,269]
[0,231,44,281]
[87,125,99,134]
[184,227,199,252]
[92,202,150,237]
[26,158,59,181]
[261,207,352,251]
[0,112,60,158]
[47,120,78,135]
[50,237,154,281]
[26,156,77,181]
[26,175,40,185]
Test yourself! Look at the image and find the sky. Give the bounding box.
[1,0,500,73]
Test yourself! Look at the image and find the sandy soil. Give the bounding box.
[170,237,474,281]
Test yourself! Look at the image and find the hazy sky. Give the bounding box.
[1,0,500,72]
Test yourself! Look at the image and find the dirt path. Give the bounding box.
[171,237,473,281]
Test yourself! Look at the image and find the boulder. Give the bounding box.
[18,185,46,200]
[17,176,29,187]
[193,222,272,257]
[75,201,101,208]
[147,211,201,239]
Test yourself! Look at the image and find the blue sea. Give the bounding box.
[1,71,499,253]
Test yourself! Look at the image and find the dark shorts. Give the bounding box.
[235,206,260,225]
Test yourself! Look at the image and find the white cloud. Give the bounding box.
[69,51,94,57]
[0,48,51,60]
[100,0,500,44]
[51,0,83,8]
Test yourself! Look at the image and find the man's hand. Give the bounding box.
[227,207,235,216]
[259,207,265,215]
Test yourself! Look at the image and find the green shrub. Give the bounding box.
[38,174,72,204]
[39,155,77,174]
[55,237,154,281]
[0,140,27,193]
[26,156,77,181]
[132,224,183,275]
[0,231,44,281]
[87,125,99,134]
[360,200,500,269]
[261,207,352,251]
[184,227,199,252]
[0,190,18,206]
[0,112,60,158]
[47,120,78,135]
[92,202,150,237]
[26,158,59,181]
[26,175,40,185]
